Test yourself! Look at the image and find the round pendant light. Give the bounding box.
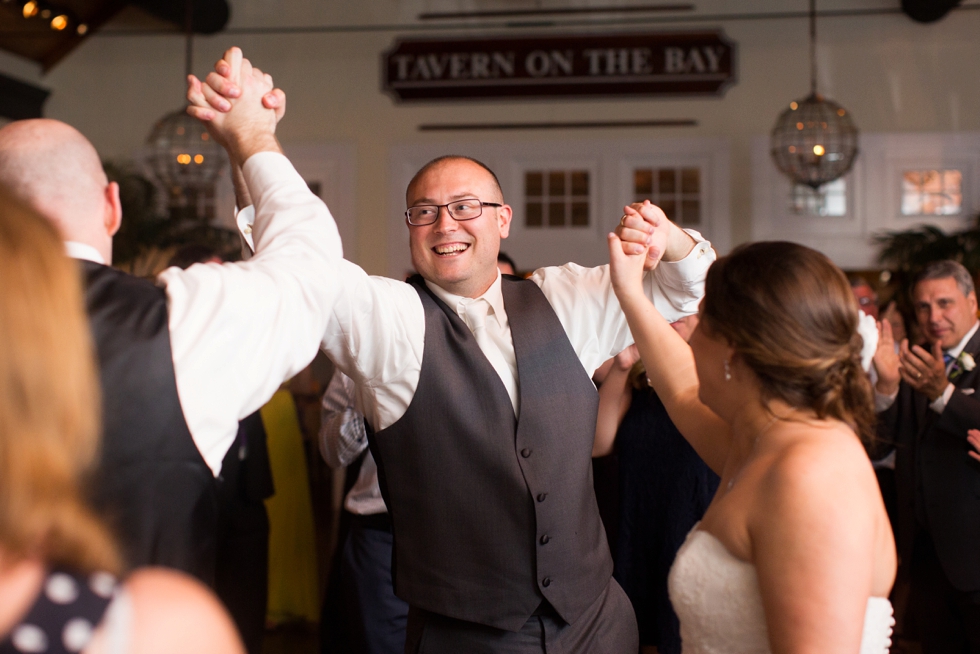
[769,0,858,189]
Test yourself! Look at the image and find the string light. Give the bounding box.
[50,14,68,30]
[22,1,38,18]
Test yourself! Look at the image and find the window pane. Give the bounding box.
[681,168,700,194]
[571,171,589,196]
[634,169,653,195]
[526,202,542,227]
[658,169,676,194]
[680,200,700,225]
[571,202,589,226]
[548,202,565,226]
[902,169,962,215]
[659,199,676,220]
[525,172,543,197]
[548,171,565,196]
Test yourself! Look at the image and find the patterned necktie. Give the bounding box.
[943,352,955,367]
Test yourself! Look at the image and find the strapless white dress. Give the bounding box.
[668,528,894,654]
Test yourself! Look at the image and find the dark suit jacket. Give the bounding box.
[877,327,980,591]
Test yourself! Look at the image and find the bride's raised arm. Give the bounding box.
[607,209,730,474]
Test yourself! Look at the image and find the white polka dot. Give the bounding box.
[11,624,48,652]
[62,618,93,652]
[88,572,116,599]
[45,574,79,605]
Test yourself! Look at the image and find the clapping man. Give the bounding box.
[873,260,980,653]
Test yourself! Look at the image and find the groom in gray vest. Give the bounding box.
[198,53,715,651]
[234,160,714,653]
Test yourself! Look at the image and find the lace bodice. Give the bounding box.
[668,528,894,654]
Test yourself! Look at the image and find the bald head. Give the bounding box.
[407,155,504,205]
[0,119,120,263]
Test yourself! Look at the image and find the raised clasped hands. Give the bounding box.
[186,47,285,165]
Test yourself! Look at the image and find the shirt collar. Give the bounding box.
[946,320,980,359]
[425,270,506,326]
[65,241,106,265]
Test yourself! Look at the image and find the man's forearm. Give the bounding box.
[662,223,698,262]
[231,162,253,210]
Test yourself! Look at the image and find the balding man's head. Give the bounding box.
[0,119,121,263]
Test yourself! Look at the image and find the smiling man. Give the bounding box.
[199,53,715,648]
[873,260,980,653]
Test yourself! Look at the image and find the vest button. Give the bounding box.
[540,534,550,545]
[537,493,547,502]
[542,577,552,587]
[521,448,532,458]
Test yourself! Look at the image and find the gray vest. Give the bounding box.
[369,275,612,631]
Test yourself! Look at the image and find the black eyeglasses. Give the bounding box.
[405,199,502,226]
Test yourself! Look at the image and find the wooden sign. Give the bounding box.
[383,30,736,102]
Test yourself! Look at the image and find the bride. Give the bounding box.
[608,207,896,653]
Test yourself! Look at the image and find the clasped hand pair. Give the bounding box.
[185,47,286,166]
[873,320,949,401]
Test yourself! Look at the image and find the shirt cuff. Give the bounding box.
[875,388,898,413]
[929,383,955,414]
[236,205,256,255]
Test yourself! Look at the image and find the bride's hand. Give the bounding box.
[607,226,647,302]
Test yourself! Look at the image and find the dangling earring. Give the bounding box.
[724,359,732,382]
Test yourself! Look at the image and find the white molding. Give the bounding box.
[388,136,731,278]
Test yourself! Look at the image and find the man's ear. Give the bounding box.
[497,203,513,239]
[104,181,122,237]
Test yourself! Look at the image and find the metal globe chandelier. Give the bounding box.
[769,0,859,190]
[146,109,225,206]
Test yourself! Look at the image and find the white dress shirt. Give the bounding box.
[319,369,387,516]
[71,152,342,476]
[238,155,716,432]
[875,320,980,415]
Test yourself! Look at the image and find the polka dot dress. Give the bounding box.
[0,570,117,654]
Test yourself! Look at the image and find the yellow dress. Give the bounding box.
[261,389,319,624]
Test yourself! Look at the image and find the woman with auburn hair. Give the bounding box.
[0,190,244,654]
[608,210,896,653]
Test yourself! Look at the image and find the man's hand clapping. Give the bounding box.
[967,429,980,462]
[873,319,901,396]
[186,47,284,166]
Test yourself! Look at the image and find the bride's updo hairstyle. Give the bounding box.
[700,241,874,442]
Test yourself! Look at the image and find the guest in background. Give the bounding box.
[873,259,980,653]
[497,251,518,276]
[319,370,407,654]
[0,189,243,654]
[592,315,720,654]
[850,275,880,320]
[167,245,275,654]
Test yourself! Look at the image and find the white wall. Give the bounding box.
[3,0,980,273]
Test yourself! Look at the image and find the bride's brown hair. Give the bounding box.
[700,241,875,443]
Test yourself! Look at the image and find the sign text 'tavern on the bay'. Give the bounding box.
[382,31,737,102]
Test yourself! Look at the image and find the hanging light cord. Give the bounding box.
[809,0,817,96]
[184,0,193,79]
